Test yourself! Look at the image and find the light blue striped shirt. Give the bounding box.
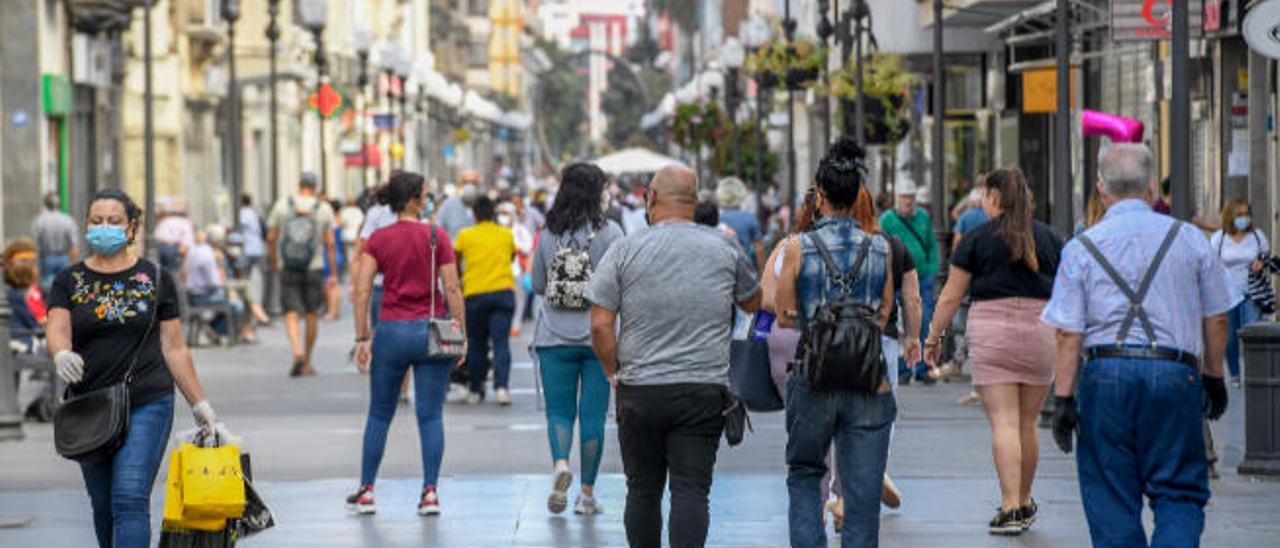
[1041,199,1240,357]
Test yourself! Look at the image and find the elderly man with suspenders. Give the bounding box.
[1041,143,1236,548]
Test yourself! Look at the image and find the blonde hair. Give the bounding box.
[1220,198,1251,235]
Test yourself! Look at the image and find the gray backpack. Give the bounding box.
[545,230,595,310]
[280,198,320,272]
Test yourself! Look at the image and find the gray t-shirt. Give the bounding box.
[31,210,78,256]
[532,221,625,348]
[585,221,759,386]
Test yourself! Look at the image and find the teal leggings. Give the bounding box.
[537,345,611,486]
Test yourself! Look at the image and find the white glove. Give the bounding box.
[54,350,85,384]
[192,400,217,430]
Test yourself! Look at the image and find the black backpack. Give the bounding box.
[796,235,886,393]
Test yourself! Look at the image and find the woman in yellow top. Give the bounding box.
[453,195,517,405]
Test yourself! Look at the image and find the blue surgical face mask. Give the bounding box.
[1234,216,1252,232]
[86,224,129,255]
[421,200,435,220]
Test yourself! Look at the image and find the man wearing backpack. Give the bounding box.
[267,172,338,377]
[879,180,938,385]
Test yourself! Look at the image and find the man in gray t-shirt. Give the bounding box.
[31,192,79,286]
[585,165,760,547]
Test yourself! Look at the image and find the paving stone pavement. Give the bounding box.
[2,313,1277,547]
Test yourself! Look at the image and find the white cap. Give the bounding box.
[895,179,918,196]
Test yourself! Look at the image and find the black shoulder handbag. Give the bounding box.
[54,262,163,463]
[425,225,466,360]
[796,236,886,393]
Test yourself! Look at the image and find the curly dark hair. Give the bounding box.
[814,136,867,209]
[545,162,607,235]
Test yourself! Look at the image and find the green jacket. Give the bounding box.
[878,207,938,278]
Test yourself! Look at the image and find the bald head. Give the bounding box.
[644,165,698,224]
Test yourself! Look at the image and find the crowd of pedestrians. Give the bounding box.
[3,134,1273,548]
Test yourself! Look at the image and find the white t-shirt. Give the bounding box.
[1210,228,1270,290]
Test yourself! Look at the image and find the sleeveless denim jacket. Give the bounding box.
[797,216,890,329]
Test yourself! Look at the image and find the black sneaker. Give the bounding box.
[1018,499,1038,530]
[345,484,375,515]
[988,507,1023,536]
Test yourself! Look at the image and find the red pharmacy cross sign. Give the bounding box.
[308,84,345,119]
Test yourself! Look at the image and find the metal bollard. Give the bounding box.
[1238,322,1280,477]
[0,285,25,441]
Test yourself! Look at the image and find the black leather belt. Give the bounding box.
[1086,345,1199,370]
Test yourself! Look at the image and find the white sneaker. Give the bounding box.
[573,494,603,515]
[445,384,470,404]
[464,392,483,405]
[495,388,512,406]
[547,465,573,514]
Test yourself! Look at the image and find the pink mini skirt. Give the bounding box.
[967,297,1055,387]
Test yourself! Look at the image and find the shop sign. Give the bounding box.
[1112,0,1204,42]
[1021,69,1077,115]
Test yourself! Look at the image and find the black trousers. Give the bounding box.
[616,383,727,548]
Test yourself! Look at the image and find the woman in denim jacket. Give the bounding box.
[777,137,896,548]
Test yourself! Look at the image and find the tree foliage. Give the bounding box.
[601,25,669,148]
[534,38,588,160]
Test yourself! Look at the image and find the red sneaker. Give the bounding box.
[418,485,441,516]
[345,484,375,515]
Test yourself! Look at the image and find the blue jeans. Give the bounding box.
[40,254,70,287]
[1076,357,1209,548]
[537,345,611,486]
[464,290,515,394]
[361,319,452,487]
[900,275,935,380]
[786,374,895,548]
[1225,298,1260,379]
[188,288,244,336]
[79,394,174,548]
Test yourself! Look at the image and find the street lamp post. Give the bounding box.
[378,41,398,177]
[850,1,869,147]
[266,0,280,207]
[783,0,797,212]
[741,15,772,199]
[931,0,947,259]
[222,0,241,232]
[395,50,411,172]
[817,0,833,147]
[298,0,330,193]
[353,28,373,189]
[723,37,745,179]
[143,0,155,252]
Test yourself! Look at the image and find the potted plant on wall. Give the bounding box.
[829,53,911,144]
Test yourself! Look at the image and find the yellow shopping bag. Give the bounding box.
[162,447,227,531]
[179,442,246,520]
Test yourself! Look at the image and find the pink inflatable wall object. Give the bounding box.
[1081,109,1145,143]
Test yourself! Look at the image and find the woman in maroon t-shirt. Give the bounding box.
[347,171,466,517]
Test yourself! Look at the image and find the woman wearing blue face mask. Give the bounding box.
[1210,199,1272,388]
[45,188,232,548]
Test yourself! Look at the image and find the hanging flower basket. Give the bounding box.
[828,53,911,144]
[746,39,826,92]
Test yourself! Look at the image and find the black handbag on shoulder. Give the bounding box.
[53,263,162,463]
[424,225,466,361]
[796,236,886,393]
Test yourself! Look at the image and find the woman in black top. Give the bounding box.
[924,168,1064,535]
[46,188,228,548]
